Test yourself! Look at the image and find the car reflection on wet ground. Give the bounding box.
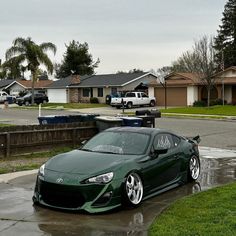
[0,147,236,236]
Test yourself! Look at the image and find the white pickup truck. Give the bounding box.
[0,91,16,103]
[110,91,156,109]
[0,91,8,103]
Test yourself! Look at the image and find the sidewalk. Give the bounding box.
[162,112,236,120]
[0,169,38,183]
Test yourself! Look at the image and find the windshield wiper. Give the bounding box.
[95,150,121,154]
[80,148,93,152]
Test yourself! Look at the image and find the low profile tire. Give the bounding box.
[188,156,200,182]
[127,102,132,109]
[150,100,156,107]
[123,172,143,206]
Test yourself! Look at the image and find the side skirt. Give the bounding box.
[143,182,181,201]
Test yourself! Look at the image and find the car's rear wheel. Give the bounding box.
[126,102,132,109]
[188,156,200,182]
[150,100,156,107]
[123,172,143,206]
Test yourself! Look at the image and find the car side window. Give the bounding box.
[172,135,181,148]
[153,133,174,150]
[126,93,135,97]
[142,93,148,98]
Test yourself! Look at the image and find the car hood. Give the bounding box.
[45,149,126,175]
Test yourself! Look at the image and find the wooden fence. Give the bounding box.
[0,122,98,157]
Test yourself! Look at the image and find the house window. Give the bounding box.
[111,87,117,95]
[97,88,103,97]
[83,88,90,97]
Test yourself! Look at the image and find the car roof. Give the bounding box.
[105,126,164,135]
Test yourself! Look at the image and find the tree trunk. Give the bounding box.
[207,87,211,107]
[31,72,36,105]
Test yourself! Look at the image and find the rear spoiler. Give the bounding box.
[192,135,201,144]
[186,135,201,144]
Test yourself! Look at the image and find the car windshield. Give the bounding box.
[23,93,32,98]
[81,131,150,155]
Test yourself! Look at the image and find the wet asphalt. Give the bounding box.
[0,106,236,235]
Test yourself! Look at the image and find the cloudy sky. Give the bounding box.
[0,0,227,75]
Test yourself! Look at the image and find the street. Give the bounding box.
[1,106,236,150]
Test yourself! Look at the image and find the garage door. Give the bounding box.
[154,87,187,106]
[47,89,67,103]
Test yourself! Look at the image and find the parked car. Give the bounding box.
[0,91,16,104]
[110,91,156,109]
[16,93,49,106]
[33,127,200,213]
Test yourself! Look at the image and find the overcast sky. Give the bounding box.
[0,0,227,75]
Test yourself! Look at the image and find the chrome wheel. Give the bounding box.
[189,156,200,180]
[125,173,143,205]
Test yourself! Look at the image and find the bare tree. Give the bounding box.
[172,36,217,107]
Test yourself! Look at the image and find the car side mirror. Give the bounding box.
[154,147,168,155]
[81,140,87,145]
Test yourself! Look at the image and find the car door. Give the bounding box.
[141,92,149,105]
[141,133,182,192]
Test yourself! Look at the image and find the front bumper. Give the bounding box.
[33,176,122,213]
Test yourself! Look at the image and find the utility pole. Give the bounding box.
[221,51,225,106]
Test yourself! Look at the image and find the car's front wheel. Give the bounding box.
[25,101,30,106]
[188,156,200,182]
[123,172,143,206]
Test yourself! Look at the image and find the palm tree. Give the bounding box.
[5,37,56,104]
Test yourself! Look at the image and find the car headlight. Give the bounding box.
[86,172,114,184]
[39,164,45,177]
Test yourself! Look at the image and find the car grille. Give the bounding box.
[39,180,85,209]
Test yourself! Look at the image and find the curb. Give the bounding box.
[0,169,38,184]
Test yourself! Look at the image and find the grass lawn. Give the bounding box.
[0,123,14,127]
[37,103,108,109]
[160,105,236,116]
[0,147,73,174]
[149,182,236,236]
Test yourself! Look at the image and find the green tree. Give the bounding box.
[214,0,236,70]
[56,40,99,78]
[0,60,6,79]
[172,36,217,107]
[2,57,22,79]
[116,68,144,74]
[5,37,56,103]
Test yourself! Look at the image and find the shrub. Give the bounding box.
[90,97,99,104]
[210,98,227,106]
[193,100,206,107]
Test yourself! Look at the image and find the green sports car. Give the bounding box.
[33,127,200,213]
